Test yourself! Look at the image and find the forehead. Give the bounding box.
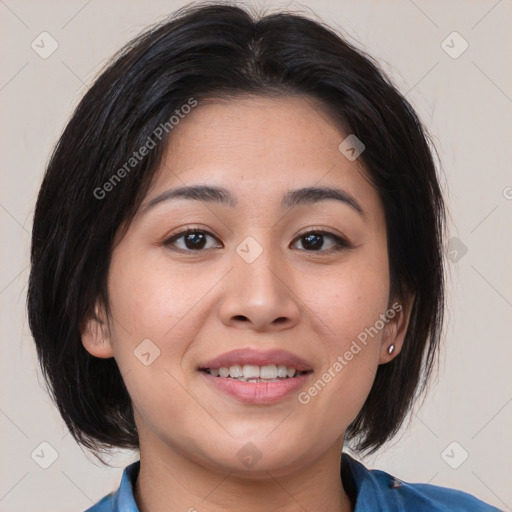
[145,95,381,218]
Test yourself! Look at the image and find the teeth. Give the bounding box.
[243,364,260,379]
[206,364,305,380]
[229,364,243,378]
[260,365,277,379]
[277,365,288,378]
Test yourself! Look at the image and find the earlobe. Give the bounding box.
[378,294,415,364]
[81,303,115,359]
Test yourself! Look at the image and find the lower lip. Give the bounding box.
[199,371,311,404]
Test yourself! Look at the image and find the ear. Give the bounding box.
[378,293,415,364]
[81,301,115,359]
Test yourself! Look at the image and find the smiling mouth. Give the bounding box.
[201,364,312,382]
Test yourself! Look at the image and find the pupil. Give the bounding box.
[185,232,206,250]
[303,233,323,250]
[183,232,325,251]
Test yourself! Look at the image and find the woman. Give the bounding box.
[27,3,502,511]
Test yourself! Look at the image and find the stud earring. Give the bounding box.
[387,344,395,354]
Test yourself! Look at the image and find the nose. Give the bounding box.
[218,244,301,332]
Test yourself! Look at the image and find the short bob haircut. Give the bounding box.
[28,2,445,459]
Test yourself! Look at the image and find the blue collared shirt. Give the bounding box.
[85,453,503,511]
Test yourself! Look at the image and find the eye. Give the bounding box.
[162,228,222,252]
[162,227,352,253]
[291,229,352,253]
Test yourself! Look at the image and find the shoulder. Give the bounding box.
[83,493,116,512]
[342,453,503,511]
[83,460,140,512]
[374,472,503,511]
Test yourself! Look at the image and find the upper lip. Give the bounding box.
[198,348,313,372]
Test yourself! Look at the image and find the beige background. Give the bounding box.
[1,0,511,510]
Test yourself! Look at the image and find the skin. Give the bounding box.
[82,95,413,512]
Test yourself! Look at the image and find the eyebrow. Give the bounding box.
[141,184,364,216]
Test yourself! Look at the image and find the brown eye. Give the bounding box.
[292,230,351,253]
[163,227,351,254]
[163,229,221,251]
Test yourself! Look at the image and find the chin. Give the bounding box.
[190,433,318,478]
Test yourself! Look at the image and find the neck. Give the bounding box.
[134,437,354,512]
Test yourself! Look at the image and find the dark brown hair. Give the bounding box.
[27,2,445,461]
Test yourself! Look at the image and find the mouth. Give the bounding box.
[197,348,313,404]
[201,364,311,382]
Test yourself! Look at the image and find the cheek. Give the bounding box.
[106,246,227,377]
[298,244,389,425]
[105,252,207,425]
[312,249,390,348]
[107,247,205,336]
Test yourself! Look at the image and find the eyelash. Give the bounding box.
[162,226,352,254]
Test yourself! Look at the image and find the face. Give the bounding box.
[83,95,410,477]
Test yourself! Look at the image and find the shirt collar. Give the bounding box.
[341,452,400,511]
[112,452,394,512]
[113,459,140,511]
